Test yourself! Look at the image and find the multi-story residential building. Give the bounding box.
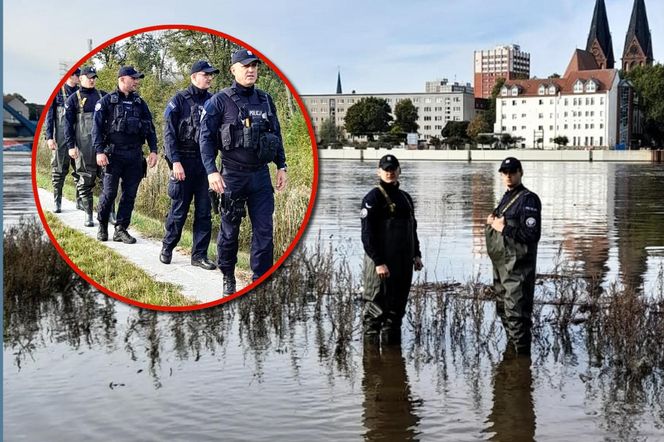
[473,44,530,99]
[301,82,475,141]
[494,51,619,149]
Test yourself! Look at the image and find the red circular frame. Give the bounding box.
[31,24,319,312]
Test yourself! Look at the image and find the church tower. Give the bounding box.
[622,0,653,72]
[586,0,615,69]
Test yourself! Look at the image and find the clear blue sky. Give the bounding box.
[3,0,662,103]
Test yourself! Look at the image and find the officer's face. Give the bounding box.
[191,72,214,90]
[501,169,523,189]
[119,76,139,93]
[378,167,400,184]
[80,75,96,88]
[68,74,80,86]
[231,61,259,87]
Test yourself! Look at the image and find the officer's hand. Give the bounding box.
[486,214,496,225]
[97,153,109,167]
[491,216,505,233]
[148,152,158,168]
[172,162,186,181]
[375,264,390,279]
[413,256,423,271]
[208,172,226,194]
[68,147,79,159]
[275,168,288,192]
[47,139,57,151]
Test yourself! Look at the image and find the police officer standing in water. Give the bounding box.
[160,60,219,270]
[199,49,287,295]
[92,66,158,244]
[63,66,106,228]
[361,155,423,343]
[45,68,80,213]
[486,157,541,356]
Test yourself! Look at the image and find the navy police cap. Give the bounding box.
[72,68,81,77]
[80,66,97,78]
[191,60,220,74]
[118,66,145,79]
[231,49,260,66]
[498,157,523,172]
[378,154,400,170]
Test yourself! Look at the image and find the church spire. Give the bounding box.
[586,0,615,69]
[622,0,653,72]
[336,68,342,94]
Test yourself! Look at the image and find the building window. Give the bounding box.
[512,114,517,119]
[522,100,526,104]
[539,99,544,105]
[600,136,603,145]
[600,123,604,129]
[521,125,526,130]
[512,100,517,105]
[511,87,519,96]
[574,80,584,93]
[538,125,543,130]
[564,98,569,106]
[549,125,554,130]
[538,85,546,95]
[538,113,543,119]
[512,126,517,131]
[586,81,597,93]
[548,85,556,95]
[564,124,568,129]
[600,97,604,105]
[521,113,527,118]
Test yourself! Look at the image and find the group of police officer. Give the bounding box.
[361,154,540,355]
[47,49,287,296]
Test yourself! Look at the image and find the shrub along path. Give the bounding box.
[38,188,249,305]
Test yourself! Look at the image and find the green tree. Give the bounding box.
[553,135,569,148]
[393,99,419,133]
[467,114,491,140]
[444,136,466,150]
[500,133,515,147]
[441,121,470,139]
[344,97,392,141]
[318,118,340,147]
[624,64,664,146]
[483,77,506,130]
[476,134,497,147]
[548,73,561,79]
[429,136,442,149]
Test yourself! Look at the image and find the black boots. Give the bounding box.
[223,272,236,295]
[76,188,84,211]
[113,226,136,244]
[192,257,217,270]
[54,190,62,213]
[97,221,108,241]
[160,248,172,264]
[84,198,94,227]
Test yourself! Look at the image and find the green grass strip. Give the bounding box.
[45,212,196,307]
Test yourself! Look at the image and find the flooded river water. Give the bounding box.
[4,153,664,440]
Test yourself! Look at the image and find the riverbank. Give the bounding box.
[320,147,661,162]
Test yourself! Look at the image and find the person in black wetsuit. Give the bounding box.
[361,154,423,343]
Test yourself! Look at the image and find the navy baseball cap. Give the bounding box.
[72,68,81,77]
[191,60,220,74]
[118,66,145,79]
[80,66,97,78]
[231,49,260,66]
[379,154,400,170]
[498,157,522,173]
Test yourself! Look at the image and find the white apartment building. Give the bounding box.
[301,89,476,141]
[494,68,619,149]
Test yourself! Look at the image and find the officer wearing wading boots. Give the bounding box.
[63,66,106,227]
[200,49,287,295]
[361,155,423,343]
[45,68,81,213]
[160,60,219,270]
[92,66,158,244]
[485,157,541,356]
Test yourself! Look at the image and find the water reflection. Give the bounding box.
[3,152,35,228]
[362,343,420,441]
[484,352,535,442]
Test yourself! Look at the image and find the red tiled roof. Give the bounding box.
[564,49,600,77]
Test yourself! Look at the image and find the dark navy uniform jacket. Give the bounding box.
[63,87,107,149]
[361,181,422,266]
[199,81,286,174]
[44,83,78,140]
[494,183,541,245]
[91,88,158,154]
[163,84,211,163]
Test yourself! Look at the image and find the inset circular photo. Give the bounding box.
[32,25,318,310]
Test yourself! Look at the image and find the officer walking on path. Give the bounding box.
[485,157,541,356]
[199,49,288,295]
[361,155,423,343]
[92,66,158,244]
[45,68,80,213]
[160,60,219,270]
[63,66,106,227]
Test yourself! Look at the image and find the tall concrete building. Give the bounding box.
[473,44,530,99]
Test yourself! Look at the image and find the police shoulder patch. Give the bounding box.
[168,101,176,109]
[525,217,537,228]
[94,102,102,111]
